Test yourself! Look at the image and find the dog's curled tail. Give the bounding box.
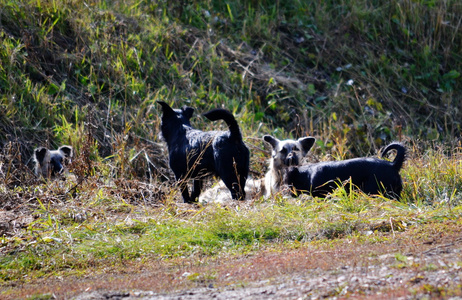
[380,142,406,171]
[203,109,242,141]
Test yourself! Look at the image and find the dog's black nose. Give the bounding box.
[286,152,298,166]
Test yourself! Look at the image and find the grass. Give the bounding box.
[1,0,462,298]
[1,145,461,288]
[1,0,461,158]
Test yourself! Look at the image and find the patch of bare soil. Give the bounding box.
[7,223,462,300]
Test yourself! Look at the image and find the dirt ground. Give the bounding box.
[6,223,462,300]
[1,170,461,300]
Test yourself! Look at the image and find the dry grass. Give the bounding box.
[1,1,462,299]
[1,145,462,298]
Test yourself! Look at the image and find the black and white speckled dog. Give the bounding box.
[158,101,250,203]
[33,145,73,178]
[263,135,316,197]
[285,142,407,199]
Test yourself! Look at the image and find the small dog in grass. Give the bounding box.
[158,101,250,203]
[285,142,407,199]
[33,145,73,178]
[263,135,316,197]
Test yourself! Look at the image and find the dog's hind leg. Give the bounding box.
[363,176,402,200]
[190,179,203,202]
[177,177,194,203]
[216,157,247,200]
[222,180,244,200]
[233,181,246,200]
[236,172,248,200]
[220,172,246,200]
[360,178,380,196]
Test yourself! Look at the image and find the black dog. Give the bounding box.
[285,142,406,199]
[158,101,249,203]
[33,145,74,178]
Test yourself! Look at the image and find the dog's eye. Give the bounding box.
[280,148,288,154]
[293,147,299,152]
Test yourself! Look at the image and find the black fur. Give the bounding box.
[285,143,406,199]
[158,101,250,203]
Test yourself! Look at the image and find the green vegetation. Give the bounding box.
[1,0,461,156]
[1,145,461,288]
[1,0,462,298]
[1,170,461,284]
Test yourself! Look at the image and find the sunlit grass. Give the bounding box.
[1,145,461,284]
[1,0,462,298]
[1,0,461,158]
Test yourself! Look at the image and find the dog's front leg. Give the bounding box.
[190,179,203,202]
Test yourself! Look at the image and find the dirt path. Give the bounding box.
[7,225,462,300]
[75,240,462,299]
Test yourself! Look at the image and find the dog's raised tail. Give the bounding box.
[380,142,406,171]
[203,109,242,141]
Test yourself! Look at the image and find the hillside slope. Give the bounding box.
[0,0,461,162]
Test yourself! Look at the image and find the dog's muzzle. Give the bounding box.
[285,152,299,166]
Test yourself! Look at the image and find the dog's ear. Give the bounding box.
[182,106,194,120]
[157,101,175,115]
[297,137,316,155]
[58,145,73,159]
[34,147,49,165]
[263,135,279,149]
